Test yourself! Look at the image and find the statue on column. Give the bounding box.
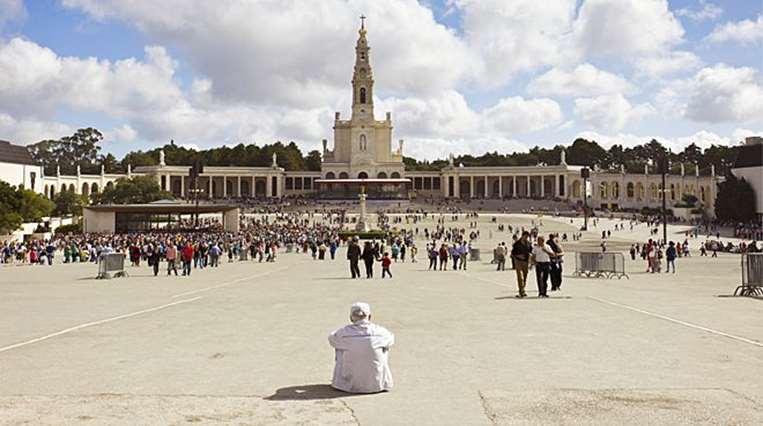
[56,165,60,176]
[272,152,278,168]
[159,149,166,166]
[560,148,567,165]
[448,153,455,168]
[76,164,81,176]
[100,164,105,175]
[680,163,685,176]
[398,139,404,155]
[620,164,625,174]
[711,164,715,177]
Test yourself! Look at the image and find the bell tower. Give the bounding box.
[351,16,374,121]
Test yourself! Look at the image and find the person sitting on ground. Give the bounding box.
[328,302,394,393]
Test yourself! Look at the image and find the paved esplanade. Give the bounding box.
[1,214,761,425]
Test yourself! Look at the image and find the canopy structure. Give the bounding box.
[82,201,239,233]
[315,178,411,199]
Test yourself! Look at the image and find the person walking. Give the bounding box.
[166,241,178,276]
[547,234,564,291]
[531,235,554,298]
[362,241,375,279]
[438,244,449,271]
[149,244,161,276]
[428,245,437,270]
[665,241,677,273]
[511,231,532,298]
[380,252,392,279]
[181,242,194,276]
[347,238,361,279]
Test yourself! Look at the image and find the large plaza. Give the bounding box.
[1,214,761,425]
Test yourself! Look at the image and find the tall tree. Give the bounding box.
[0,180,23,234]
[28,128,104,175]
[714,174,757,222]
[92,176,173,205]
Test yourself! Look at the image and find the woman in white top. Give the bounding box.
[531,236,555,298]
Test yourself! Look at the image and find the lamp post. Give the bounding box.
[189,160,204,229]
[653,155,671,245]
[581,167,590,231]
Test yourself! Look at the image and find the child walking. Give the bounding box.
[381,252,392,279]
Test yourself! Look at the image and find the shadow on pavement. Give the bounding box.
[494,296,573,300]
[265,384,360,400]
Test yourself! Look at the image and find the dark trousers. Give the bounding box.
[535,262,549,296]
[350,259,360,278]
[429,257,436,270]
[152,261,159,276]
[182,260,191,276]
[364,259,374,278]
[550,262,562,290]
[382,267,391,278]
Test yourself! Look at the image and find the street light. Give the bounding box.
[189,160,204,229]
[658,154,670,245]
[581,167,590,231]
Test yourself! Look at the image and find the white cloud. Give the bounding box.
[403,136,528,161]
[636,51,701,78]
[377,91,479,138]
[675,1,722,22]
[62,0,475,105]
[574,94,654,131]
[482,97,564,134]
[573,0,685,57]
[732,128,763,144]
[452,0,578,85]
[527,63,634,97]
[683,64,763,123]
[575,129,732,151]
[0,112,74,145]
[706,15,763,45]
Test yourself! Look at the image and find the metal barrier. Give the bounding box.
[573,252,628,279]
[734,253,763,297]
[286,243,294,253]
[470,248,481,261]
[97,253,127,279]
[239,250,248,261]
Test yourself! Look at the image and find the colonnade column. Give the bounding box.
[540,176,545,198]
[512,176,517,198]
[180,175,185,198]
[556,175,562,198]
[498,177,503,199]
[443,174,449,197]
[526,176,531,198]
[222,176,227,197]
[208,176,213,199]
[266,175,273,197]
[454,175,460,198]
[237,176,241,197]
[469,176,474,199]
[484,176,488,198]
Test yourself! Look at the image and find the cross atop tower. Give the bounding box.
[360,15,366,30]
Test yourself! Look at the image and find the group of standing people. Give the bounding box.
[511,232,564,298]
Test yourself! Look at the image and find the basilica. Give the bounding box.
[27,20,721,216]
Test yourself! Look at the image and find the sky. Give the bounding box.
[0,0,761,160]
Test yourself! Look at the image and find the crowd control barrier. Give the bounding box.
[734,253,763,297]
[239,250,248,261]
[470,248,481,261]
[97,253,127,279]
[573,252,628,279]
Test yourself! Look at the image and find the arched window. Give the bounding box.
[636,183,644,200]
[611,182,619,199]
[650,183,658,200]
[91,183,99,193]
[377,172,387,179]
[325,172,335,179]
[390,172,401,179]
[599,182,608,199]
[700,186,706,203]
[359,87,367,104]
[339,172,349,179]
[81,183,89,196]
[358,172,368,179]
[360,134,367,151]
[68,183,75,193]
[626,182,634,198]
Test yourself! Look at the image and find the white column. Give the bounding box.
[540,176,545,198]
[469,176,474,199]
[454,175,460,198]
[237,176,241,197]
[222,176,227,197]
[208,176,213,198]
[512,176,517,198]
[443,174,449,197]
[556,175,562,197]
[251,176,255,198]
[498,177,503,199]
[526,176,531,197]
[180,175,185,198]
[484,176,489,198]
[266,175,273,197]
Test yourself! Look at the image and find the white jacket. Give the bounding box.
[328,320,394,393]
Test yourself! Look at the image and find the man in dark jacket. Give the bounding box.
[347,238,362,279]
[361,241,376,278]
[511,231,532,298]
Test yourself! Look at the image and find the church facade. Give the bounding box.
[33,20,721,215]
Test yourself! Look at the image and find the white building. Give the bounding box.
[731,137,763,216]
[0,140,43,193]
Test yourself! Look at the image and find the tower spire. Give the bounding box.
[351,16,373,120]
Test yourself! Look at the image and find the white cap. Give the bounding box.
[350,302,371,319]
